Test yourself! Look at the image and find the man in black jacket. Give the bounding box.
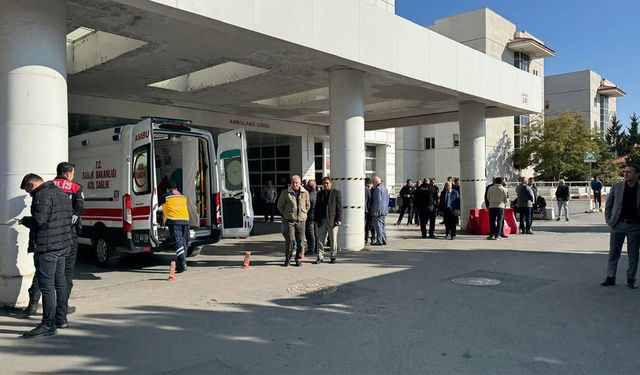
[305,179,318,255]
[415,178,437,238]
[395,179,414,225]
[19,173,73,338]
[314,177,342,263]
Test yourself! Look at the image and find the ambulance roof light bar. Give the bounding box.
[142,116,192,131]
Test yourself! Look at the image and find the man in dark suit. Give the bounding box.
[314,177,342,263]
[602,164,640,288]
[439,181,460,239]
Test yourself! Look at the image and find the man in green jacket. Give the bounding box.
[277,175,310,267]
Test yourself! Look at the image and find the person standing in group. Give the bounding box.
[261,179,277,222]
[395,179,414,225]
[369,176,389,245]
[277,175,310,266]
[453,178,461,193]
[413,178,422,227]
[601,164,640,289]
[487,176,509,240]
[555,179,570,221]
[314,177,342,264]
[439,181,460,240]
[364,177,375,245]
[415,178,437,239]
[517,177,535,234]
[159,181,190,273]
[305,179,318,256]
[484,177,496,208]
[23,162,84,318]
[19,173,73,338]
[591,176,603,212]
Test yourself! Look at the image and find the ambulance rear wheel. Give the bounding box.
[94,234,121,268]
[187,245,204,258]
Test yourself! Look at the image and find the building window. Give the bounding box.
[514,52,530,72]
[365,145,376,178]
[425,137,435,150]
[600,95,609,134]
[513,115,530,149]
[453,133,459,147]
[544,100,549,110]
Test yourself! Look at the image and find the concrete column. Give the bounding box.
[0,0,68,307]
[329,68,364,251]
[458,102,486,228]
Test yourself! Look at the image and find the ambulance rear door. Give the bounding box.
[217,129,254,237]
[129,118,158,247]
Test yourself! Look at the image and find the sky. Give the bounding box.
[395,0,638,129]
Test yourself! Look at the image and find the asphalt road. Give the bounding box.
[2,212,638,374]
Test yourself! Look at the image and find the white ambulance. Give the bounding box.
[69,117,254,267]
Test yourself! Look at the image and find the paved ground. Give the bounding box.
[1,212,639,374]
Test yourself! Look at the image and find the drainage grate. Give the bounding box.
[288,283,338,296]
[451,277,501,287]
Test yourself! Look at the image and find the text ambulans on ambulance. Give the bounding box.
[69,117,254,267]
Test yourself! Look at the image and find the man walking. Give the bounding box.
[395,179,414,225]
[601,164,640,289]
[555,179,570,221]
[314,177,342,264]
[277,175,310,266]
[487,177,509,240]
[261,179,277,222]
[439,181,460,240]
[305,179,318,255]
[19,173,73,338]
[369,176,389,245]
[159,181,190,273]
[517,177,535,234]
[591,176,603,212]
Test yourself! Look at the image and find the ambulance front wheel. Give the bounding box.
[187,245,204,258]
[94,234,122,268]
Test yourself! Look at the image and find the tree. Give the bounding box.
[605,115,627,156]
[626,112,640,150]
[512,111,601,181]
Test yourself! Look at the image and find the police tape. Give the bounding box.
[460,179,486,182]
[330,177,367,181]
[342,206,364,209]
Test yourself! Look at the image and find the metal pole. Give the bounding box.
[588,162,594,212]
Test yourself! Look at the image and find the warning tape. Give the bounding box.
[331,177,367,181]
[460,179,486,182]
[342,206,363,209]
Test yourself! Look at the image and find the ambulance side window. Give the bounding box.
[132,145,151,195]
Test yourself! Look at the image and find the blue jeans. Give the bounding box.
[607,221,640,279]
[489,208,504,238]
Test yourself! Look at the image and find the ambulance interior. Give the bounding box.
[153,134,212,242]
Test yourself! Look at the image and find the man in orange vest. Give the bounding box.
[159,181,190,273]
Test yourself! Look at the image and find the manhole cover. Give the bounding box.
[451,277,501,286]
[288,283,338,295]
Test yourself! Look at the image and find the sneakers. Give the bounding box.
[295,260,302,267]
[56,321,69,329]
[601,276,616,286]
[486,236,495,240]
[22,323,57,338]
[330,258,336,264]
[556,218,561,222]
[314,258,323,264]
[628,278,637,289]
[67,306,76,315]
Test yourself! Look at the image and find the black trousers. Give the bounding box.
[443,208,458,237]
[419,206,436,237]
[365,214,374,243]
[29,235,77,308]
[34,249,68,326]
[305,219,316,254]
[397,203,413,224]
[264,202,276,222]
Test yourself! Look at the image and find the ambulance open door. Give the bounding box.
[130,118,158,246]
[217,129,254,238]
